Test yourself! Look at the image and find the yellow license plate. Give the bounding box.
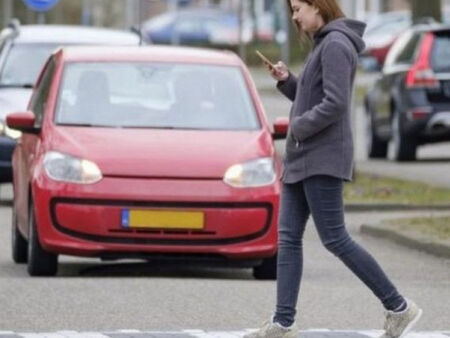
[121,209,204,229]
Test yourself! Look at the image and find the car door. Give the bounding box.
[15,56,56,233]
[174,18,209,44]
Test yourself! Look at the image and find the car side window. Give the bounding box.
[0,39,5,55]
[384,31,419,68]
[29,57,56,127]
[394,33,421,64]
[0,39,7,69]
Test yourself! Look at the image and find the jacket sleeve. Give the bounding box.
[290,41,354,142]
[276,72,297,102]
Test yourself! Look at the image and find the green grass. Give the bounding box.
[383,217,450,240]
[344,172,450,205]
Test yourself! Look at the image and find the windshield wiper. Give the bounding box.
[0,83,34,89]
[125,126,176,129]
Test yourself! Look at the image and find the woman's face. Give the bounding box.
[290,0,324,33]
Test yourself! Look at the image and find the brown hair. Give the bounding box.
[287,0,345,41]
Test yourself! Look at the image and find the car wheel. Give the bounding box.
[27,200,58,276]
[392,110,417,162]
[11,204,28,264]
[253,254,277,280]
[365,111,388,158]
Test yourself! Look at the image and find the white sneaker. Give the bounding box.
[243,318,299,338]
[380,299,423,338]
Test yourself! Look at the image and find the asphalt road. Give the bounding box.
[0,184,449,332]
[0,67,449,334]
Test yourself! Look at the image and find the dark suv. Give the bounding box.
[0,20,140,184]
[364,23,450,161]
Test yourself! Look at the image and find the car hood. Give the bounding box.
[48,126,274,179]
[0,88,33,119]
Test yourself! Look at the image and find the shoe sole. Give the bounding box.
[398,308,423,338]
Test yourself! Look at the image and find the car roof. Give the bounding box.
[57,45,242,66]
[154,8,233,18]
[410,23,450,34]
[3,25,140,44]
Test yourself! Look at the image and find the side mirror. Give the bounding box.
[272,117,289,140]
[6,111,40,134]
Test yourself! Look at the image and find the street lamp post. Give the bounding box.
[2,0,13,26]
[238,0,246,61]
[81,0,91,26]
[279,0,290,65]
[170,0,180,45]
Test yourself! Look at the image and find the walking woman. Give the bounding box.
[245,1,422,338]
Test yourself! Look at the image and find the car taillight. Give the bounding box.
[406,33,440,89]
[407,107,433,120]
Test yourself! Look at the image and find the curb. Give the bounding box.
[361,223,450,259]
[345,203,450,212]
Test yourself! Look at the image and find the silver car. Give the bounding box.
[0,20,141,184]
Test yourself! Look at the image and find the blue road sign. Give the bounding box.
[22,0,59,12]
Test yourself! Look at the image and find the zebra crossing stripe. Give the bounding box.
[0,330,448,338]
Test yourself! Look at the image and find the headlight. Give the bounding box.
[0,119,22,139]
[223,157,276,188]
[43,151,102,184]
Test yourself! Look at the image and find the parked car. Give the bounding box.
[142,8,256,46]
[361,11,412,69]
[361,10,450,70]
[7,45,288,277]
[364,23,450,161]
[0,20,141,184]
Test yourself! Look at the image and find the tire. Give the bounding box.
[365,111,388,159]
[11,205,28,264]
[27,201,58,276]
[253,254,277,280]
[391,110,417,162]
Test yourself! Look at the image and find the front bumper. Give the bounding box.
[32,173,279,261]
[424,112,450,136]
[403,110,450,142]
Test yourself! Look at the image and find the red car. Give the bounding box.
[7,45,288,278]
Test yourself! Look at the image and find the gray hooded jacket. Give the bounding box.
[277,18,366,183]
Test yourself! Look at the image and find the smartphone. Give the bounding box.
[255,50,275,69]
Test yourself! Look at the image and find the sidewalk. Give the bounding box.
[361,221,450,259]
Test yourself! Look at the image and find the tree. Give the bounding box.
[409,0,442,24]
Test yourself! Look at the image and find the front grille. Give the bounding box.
[108,228,217,236]
[50,197,273,245]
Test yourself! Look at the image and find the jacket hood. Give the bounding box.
[314,18,366,53]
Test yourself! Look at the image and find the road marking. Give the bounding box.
[0,330,448,338]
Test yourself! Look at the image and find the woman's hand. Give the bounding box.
[264,61,289,82]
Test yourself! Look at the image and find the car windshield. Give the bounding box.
[0,43,60,87]
[431,33,450,72]
[54,62,260,130]
[365,13,410,35]
[365,19,411,37]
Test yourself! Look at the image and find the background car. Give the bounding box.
[0,20,141,185]
[7,45,289,278]
[361,11,412,70]
[361,10,450,70]
[142,8,273,46]
[364,23,450,161]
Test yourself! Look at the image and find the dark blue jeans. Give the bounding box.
[273,175,405,327]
